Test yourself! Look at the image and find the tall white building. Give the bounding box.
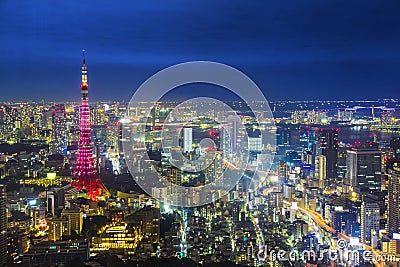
[227,115,241,151]
[361,199,380,246]
[220,127,231,158]
[183,127,192,153]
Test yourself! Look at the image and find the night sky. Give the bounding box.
[0,0,399,101]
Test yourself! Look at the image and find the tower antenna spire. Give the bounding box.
[82,49,86,65]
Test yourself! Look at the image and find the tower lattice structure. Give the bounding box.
[72,51,109,201]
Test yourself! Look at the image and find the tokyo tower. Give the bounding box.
[72,50,109,201]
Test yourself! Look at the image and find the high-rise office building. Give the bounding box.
[166,167,182,205]
[361,199,380,245]
[61,209,83,235]
[390,137,400,158]
[276,126,291,146]
[317,128,338,185]
[7,228,29,262]
[50,104,67,155]
[387,164,400,237]
[278,161,289,180]
[228,115,241,151]
[0,185,6,266]
[248,129,262,152]
[346,143,382,193]
[267,191,283,210]
[220,127,230,157]
[337,145,348,185]
[133,207,161,244]
[183,127,192,153]
[48,217,70,241]
[315,155,327,190]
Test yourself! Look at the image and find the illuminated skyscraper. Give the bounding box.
[72,51,109,201]
[166,167,182,205]
[361,198,380,246]
[228,115,241,151]
[388,164,400,237]
[50,104,67,155]
[390,137,400,158]
[346,143,382,193]
[337,145,348,185]
[183,127,192,153]
[317,128,338,184]
[61,209,83,235]
[315,155,327,190]
[48,217,69,241]
[0,185,6,266]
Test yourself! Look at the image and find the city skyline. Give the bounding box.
[2,1,400,267]
[1,67,400,265]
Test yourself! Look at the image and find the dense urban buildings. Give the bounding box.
[2,0,400,265]
[1,57,400,267]
[1,95,400,267]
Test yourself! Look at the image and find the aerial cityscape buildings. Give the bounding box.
[1,53,400,267]
[1,0,400,266]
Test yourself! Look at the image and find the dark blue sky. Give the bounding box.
[0,0,399,101]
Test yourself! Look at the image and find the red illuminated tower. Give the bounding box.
[72,50,109,201]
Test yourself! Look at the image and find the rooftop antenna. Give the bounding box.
[82,49,86,65]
